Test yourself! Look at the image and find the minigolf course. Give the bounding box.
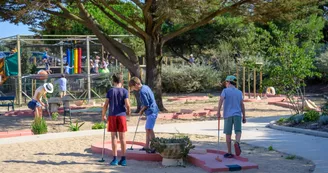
[91,141,258,172]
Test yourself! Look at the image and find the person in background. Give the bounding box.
[55,74,67,98]
[189,54,195,64]
[64,63,74,74]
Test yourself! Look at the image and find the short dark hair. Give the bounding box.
[61,74,65,78]
[112,73,123,84]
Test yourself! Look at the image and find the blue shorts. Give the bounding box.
[145,113,157,130]
[27,99,42,111]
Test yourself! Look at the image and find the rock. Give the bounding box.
[309,123,319,130]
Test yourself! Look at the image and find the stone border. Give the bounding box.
[267,121,328,138]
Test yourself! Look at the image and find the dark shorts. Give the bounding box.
[27,99,42,111]
[107,116,127,132]
[224,116,242,135]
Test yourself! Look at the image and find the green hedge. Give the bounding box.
[162,64,221,93]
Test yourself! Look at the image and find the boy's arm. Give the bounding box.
[124,98,131,116]
[139,91,149,115]
[102,99,109,121]
[217,96,224,118]
[241,100,246,123]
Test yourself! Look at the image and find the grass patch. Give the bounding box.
[285,155,296,160]
[268,145,274,151]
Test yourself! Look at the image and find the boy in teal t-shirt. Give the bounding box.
[217,75,246,158]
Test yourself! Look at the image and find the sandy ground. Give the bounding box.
[0,133,314,173]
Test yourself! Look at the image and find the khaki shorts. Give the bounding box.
[224,116,242,135]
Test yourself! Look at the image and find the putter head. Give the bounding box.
[98,158,105,162]
[215,156,222,162]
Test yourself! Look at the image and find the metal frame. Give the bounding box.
[0,34,132,106]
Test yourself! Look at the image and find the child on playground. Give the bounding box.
[64,63,73,74]
[27,83,54,119]
[129,77,159,153]
[102,73,131,166]
[217,75,246,158]
[54,74,67,98]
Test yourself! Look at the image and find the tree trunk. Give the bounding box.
[144,39,167,112]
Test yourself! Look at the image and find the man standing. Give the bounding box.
[217,75,246,158]
[28,83,54,119]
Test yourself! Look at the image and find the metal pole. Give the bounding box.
[260,65,263,97]
[60,42,64,74]
[17,35,22,106]
[86,36,91,103]
[248,67,250,99]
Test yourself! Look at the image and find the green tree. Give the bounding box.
[265,15,324,114]
[0,0,324,110]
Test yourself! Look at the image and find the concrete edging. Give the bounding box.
[267,121,328,138]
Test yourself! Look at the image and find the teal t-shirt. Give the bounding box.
[221,87,243,118]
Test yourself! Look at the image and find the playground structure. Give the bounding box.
[235,61,264,99]
[0,35,137,105]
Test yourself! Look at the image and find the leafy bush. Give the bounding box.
[69,121,85,131]
[276,117,289,125]
[268,146,274,151]
[92,122,106,129]
[303,110,320,122]
[319,115,328,125]
[161,64,221,93]
[289,114,304,125]
[150,136,195,158]
[51,112,59,121]
[31,117,48,134]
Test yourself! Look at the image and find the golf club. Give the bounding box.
[46,100,51,119]
[128,113,143,150]
[216,116,222,162]
[98,120,107,162]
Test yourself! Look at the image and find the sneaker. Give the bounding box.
[118,159,127,166]
[146,149,156,154]
[223,153,234,158]
[110,159,118,166]
[234,142,242,156]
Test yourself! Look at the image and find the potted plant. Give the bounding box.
[150,136,195,166]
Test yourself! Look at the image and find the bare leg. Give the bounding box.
[119,132,126,156]
[148,129,155,148]
[145,129,150,149]
[111,132,118,157]
[34,108,39,119]
[226,135,232,154]
[235,133,241,143]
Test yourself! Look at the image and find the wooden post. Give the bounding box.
[165,57,168,65]
[140,67,143,82]
[243,66,245,98]
[17,35,22,106]
[253,68,256,98]
[143,57,145,65]
[236,64,239,89]
[248,67,251,99]
[128,72,131,99]
[260,65,263,97]
[170,58,173,65]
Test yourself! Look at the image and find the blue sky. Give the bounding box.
[0,21,34,38]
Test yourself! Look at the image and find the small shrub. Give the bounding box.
[319,115,328,125]
[69,120,85,131]
[31,117,48,134]
[285,155,296,160]
[207,93,214,98]
[276,117,288,125]
[150,136,195,158]
[289,114,304,125]
[303,110,320,122]
[51,112,59,121]
[161,64,221,93]
[268,146,274,151]
[92,122,106,129]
